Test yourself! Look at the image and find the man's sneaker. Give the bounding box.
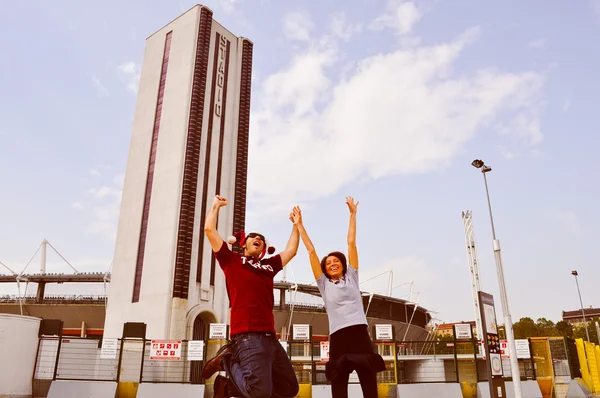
[202,343,231,379]
[213,375,229,398]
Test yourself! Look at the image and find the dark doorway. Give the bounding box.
[190,314,207,384]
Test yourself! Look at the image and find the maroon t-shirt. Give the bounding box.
[214,241,283,337]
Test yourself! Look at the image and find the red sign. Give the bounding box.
[320,341,329,362]
[150,340,182,361]
[500,339,509,358]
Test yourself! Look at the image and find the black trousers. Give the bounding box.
[326,324,385,398]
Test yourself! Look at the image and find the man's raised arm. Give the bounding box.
[279,211,300,267]
[204,195,227,252]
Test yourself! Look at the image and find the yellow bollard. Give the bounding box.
[117,381,139,398]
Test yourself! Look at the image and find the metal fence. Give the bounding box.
[565,337,582,378]
[32,335,583,389]
[396,341,460,384]
[33,337,206,385]
[57,338,119,381]
[141,341,193,383]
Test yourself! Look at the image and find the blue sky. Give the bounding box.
[1,0,599,326]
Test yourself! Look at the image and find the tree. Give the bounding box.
[573,317,599,344]
[513,317,538,339]
[556,321,574,338]
[536,318,559,337]
[435,334,455,342]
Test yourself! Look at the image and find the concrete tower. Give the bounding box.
[104,4,252,340]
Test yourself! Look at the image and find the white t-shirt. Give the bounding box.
[316,265,368,335]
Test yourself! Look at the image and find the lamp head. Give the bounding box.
[571,270,578,276]
[471,159,484,168]
[472,159,492,173]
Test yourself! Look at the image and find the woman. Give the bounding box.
[292,197,385,398]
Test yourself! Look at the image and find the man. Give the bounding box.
[202,195,300,398]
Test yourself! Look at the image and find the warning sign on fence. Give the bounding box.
[187,340,204,361]
[150,340,182,361]
[500,339,531,359]
[209,323,228,339]
[100,338,118,359]
[320,341,330,362]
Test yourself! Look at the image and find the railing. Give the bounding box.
[33,337,205,385]
[32,335,583,389]
[141,341,194,383]
[0,295,107,304]
[57,338,119,381]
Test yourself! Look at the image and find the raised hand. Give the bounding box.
[213,195,228,208]
[291,206,303,226]
[345,196,359,215]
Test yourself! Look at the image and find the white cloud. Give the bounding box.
[527,38,548,50]
[219,0,239,14]
[497,145,516,160]
[112,173,125,188]
[90,168,102,177]
[247,28,544,211]
[497,109,544,146]
[71,201,85,210]
[92,76,109,97]
[330,13,363,41]
[118,61,141,94]
[282,11,314,42]
[371,0,421,36]
[562,99,571,113]
[74,174,124,241]
[88,186,121,200]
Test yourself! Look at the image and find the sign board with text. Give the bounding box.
[375,324,393,340]
[500,339,531,359]
[454,324,473,340]
[209,323,228,339]
[320,341,330,362]
[293,324,310,341]
[515,339,531,359]
[150,340,182,361]
[100,338,118,359]
[187,340,204,361]
[478,291,506,398]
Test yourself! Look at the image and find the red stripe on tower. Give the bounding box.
[132,31,173,303]
[231,39,253,255]
[172,8,214,299]
[209,38,231,286]
[196,32,224,284]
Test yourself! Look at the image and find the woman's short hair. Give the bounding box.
[320,251,348,279]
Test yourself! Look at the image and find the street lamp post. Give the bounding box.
[472,159,522,398]
[571,270,590,342]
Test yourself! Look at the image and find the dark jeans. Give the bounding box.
[330,354,378,398]
[327,324,383,398]
[222,332,299,398]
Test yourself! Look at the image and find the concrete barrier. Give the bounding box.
[476,381,542,398]
[46,380,117,398]
[136,383,205,397]
[566,378,593,397]
[312,384,364,397]
[312,383,469,397]
[397,383,463,397]
[0,314,41,398]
